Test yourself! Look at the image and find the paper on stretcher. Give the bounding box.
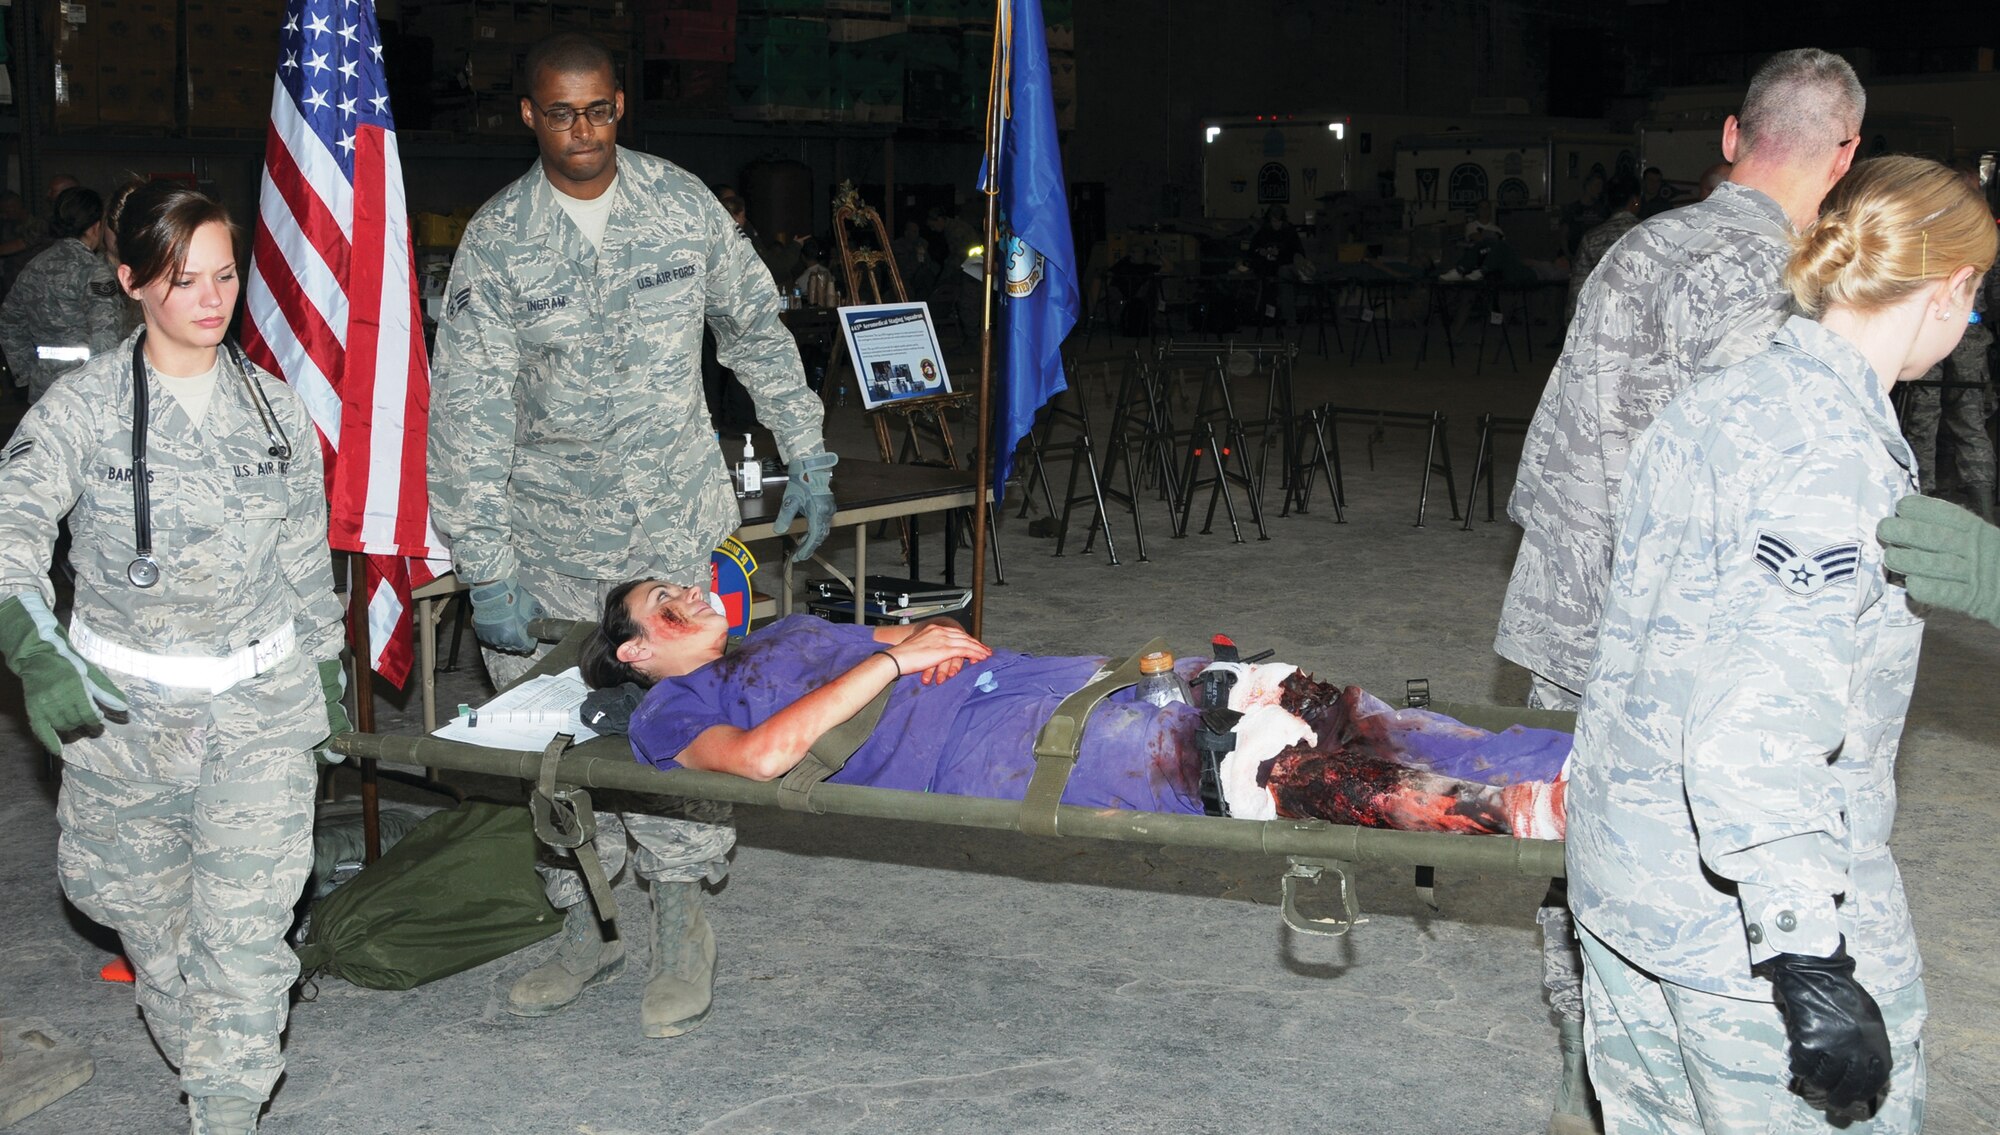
[433,668,599,749]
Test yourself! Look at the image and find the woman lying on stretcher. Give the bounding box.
[580,580,1573,840]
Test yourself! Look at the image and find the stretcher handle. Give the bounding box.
[1280,857,1365,938]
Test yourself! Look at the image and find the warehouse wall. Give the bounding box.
[1067,0,1597,228]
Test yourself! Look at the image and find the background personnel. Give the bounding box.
[1564,176,1642,325]
[0,182,347,1135]
[1897,176,1996,524]
[427,32,837,1041]
[0,186,126,402]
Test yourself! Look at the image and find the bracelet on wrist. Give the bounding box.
[874,649,902,678]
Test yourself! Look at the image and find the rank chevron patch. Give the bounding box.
[1754,531,1861,596]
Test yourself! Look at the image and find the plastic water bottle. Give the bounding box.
[1134,651,1193,708]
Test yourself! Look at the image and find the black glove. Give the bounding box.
[1755,939,1892,1120]
[580,683,647,735]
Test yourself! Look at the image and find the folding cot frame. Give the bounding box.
[334,620,1572,941]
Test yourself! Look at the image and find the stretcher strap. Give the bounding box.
[529,734,620,924]
[1022,638,1169,837]
[776,682,894,813]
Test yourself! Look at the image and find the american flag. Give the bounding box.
[244,0,446,686]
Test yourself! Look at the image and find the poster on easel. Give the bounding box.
[836,302,953,410]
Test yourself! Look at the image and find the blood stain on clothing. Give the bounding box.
[1258,747,1510,834]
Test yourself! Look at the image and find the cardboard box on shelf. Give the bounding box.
[901,66,962,127]
[97,60,176,127]
[410,0,526,46]
[54,52,100,128]
[97,0,178,44]
[642,57,731,114]
[473,94,523,133]
[514,0,553,40]
[587,0,629,34]
[187,64,274,129]
[732,15,828,86]
[903,0,963,28]
[737,0,830,14]
[458,44,522,93]
[636,0,733,11]
[825,16,904,42]
[640,4,735,62]
[548,1,594,36]
[184,0,283,54]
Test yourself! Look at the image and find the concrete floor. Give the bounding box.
[3,320,1998,1133]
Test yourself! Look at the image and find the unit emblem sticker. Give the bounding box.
[1754,531,1860,596]
[1001,230,1044,299]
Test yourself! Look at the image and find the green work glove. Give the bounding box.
[317,656,351,765]
[1877,494,2000,627]
[773,450,839,563]
[469,577,543,653]
[0,593,128,756]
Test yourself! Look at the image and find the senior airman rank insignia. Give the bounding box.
[1754,531,1860,596]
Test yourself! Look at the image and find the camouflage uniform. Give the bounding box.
[1502,181,1798,696]
[1504,184,1799,1062]
[0,237,126,402]
[0,328,345,1105]
[1568,317,1926,1131]
[1578,925,1926,1135]
[428,146,827,905]
[1898,264,1996,514]
[1564,210,1640,325]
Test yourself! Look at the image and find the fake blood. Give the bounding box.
[1259,671,1515,835]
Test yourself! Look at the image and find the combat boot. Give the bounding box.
[641,880,715,1038]
[1548,1016,1601,1135]
[504,902,625,1018]
[189,1095,260,1134]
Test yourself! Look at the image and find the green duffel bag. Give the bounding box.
[294,800,562,991]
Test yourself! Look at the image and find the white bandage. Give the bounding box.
[1202,661,1299,713]
[1216,703,1315,821]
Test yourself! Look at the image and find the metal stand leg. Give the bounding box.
[1462,414,1494,532]
[1416,413,1460,528]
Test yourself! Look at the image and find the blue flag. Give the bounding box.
[978,0,1077,501]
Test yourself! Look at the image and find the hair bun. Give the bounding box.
[1803,216,1861,271]
[1787,214,1870,316]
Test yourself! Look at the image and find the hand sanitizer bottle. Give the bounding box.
[737,434,763,498]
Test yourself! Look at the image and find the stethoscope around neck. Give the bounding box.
[126,329,294,588]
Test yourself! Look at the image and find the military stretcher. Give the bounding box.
[331,620,1573,937]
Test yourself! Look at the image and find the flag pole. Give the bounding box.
[972,0,1008,639]
[345,555,381,863]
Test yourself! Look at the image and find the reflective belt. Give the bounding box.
[36,345,91,362]
[70,615,297,694]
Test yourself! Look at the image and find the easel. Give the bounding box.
[826,183,1004,584]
